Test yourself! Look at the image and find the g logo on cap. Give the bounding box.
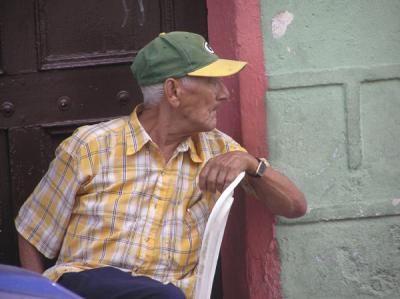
[204,42,215,54]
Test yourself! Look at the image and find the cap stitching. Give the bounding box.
[168,35,194,69]
[159,35,192,71]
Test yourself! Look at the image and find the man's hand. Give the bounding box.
[199,151,257,193]
[199,151,307,218]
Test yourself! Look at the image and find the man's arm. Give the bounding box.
[198,151,307,218]
[18,233,45,273]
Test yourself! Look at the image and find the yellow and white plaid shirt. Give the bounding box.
[15,105,244,298]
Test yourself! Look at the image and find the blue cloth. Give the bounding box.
[58,267,186,299]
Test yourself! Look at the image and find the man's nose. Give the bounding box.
[217,80,230,101]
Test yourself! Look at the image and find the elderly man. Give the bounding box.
[16,32,306,299]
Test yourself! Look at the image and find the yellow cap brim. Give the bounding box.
[187,59,247,77]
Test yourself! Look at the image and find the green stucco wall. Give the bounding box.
[261,1,400,298]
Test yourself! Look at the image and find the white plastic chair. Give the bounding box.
[193,171,246,299]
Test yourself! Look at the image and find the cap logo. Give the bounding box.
[204,42,215,54]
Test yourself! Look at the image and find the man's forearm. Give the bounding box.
[247,166,307,218]
[18,233,44,273]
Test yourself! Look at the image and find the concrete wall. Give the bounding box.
[261,1,400,298]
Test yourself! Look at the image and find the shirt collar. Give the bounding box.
[125,104,152,155]
[177,136,203,163]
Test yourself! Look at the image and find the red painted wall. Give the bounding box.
[207,0,282,298]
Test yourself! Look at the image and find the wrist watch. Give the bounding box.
[247,158,270,177]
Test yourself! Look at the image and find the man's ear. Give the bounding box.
[163,78,181,108]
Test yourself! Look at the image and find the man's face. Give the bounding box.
[177,77,229,132]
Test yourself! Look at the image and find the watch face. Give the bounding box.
[259,158,270,168]
[257,160,267,176]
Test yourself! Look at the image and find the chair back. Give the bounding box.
[193,171,246,299]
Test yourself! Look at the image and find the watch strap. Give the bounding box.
[247,157,270,177]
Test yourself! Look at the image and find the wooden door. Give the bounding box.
[0,0,207,266]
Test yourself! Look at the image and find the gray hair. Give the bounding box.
[140,77,198,106]
[140,83,164,106]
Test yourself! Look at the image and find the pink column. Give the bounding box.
[207,0,282,298]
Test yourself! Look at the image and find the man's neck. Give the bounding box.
[137,103,191,162]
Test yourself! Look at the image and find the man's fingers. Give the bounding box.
[205,165,220,193]
[218,170,239,193]
[199,158,218,192]
[198,165,208,191]
[215,168,228,193]
[199,151,251,193]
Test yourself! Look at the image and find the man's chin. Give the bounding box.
[197,126,216,133]
[204,121,217,132]
[194,118,217,133]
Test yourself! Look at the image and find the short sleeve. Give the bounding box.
[15,144,81,259]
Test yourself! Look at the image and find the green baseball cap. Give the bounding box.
[131,31,247,86]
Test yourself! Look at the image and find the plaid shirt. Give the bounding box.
[15,105,244,298]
